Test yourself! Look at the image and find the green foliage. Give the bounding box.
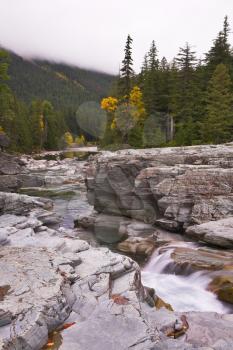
[118,35,134,99]
[8,53,115,111]
[204,63,233,144]
[0,49,115,153]
[3,15,233,153]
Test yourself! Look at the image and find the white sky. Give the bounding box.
[0,0,233,74]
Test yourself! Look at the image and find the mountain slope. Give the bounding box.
[7,51,116,111]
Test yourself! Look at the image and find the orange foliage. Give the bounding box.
[101,97,118,112]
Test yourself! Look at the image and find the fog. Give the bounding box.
[0,0,233,73]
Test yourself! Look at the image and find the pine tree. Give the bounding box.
[30,100,45,151]
[205,16,233,76]
[157,57,170,112]
[148,40,159,71]
[143,41,159,114]
[176,43,197,89]
[204,63,233,144]
[138,54,149,88]
[118,35,134,100]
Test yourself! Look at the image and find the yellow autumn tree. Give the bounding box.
[75,134,86,146]
[129,86,146,122]
[39,114,44,131]
[101,97,118,112]
[110,118,117,130]
[64,132,73,146]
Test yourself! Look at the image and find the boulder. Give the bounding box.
[117,236,156,257]
[208,275,233,304]
[0,192,53,215]
[170,246,233,272]
[186,217,233,248]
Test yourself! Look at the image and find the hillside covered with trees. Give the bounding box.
[1,16,233,153]
[101,16,233,148]
[8,53,115,111]
[0,50,115,152]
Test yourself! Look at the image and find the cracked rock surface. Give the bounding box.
[1,147,233,349]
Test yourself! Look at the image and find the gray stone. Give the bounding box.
[0,192,53,215]
[0,246,76,349]
[85,144,233,231]
[186,217,233,248]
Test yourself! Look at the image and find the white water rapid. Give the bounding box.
[142,242,231,313]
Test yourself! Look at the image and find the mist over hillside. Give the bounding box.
[7,51,116,111]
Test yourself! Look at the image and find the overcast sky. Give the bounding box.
[0,0,233,74]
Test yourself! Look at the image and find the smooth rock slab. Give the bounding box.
[170,246,233,271]
[186,217,233,248]
[0,246,75,350]
[0,192,53,215]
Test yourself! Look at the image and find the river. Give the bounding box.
[24,151,232,314]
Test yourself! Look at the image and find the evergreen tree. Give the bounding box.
[205,16,233,77]
[204,63,233,144]
[173,43,198,144]
[30,100,45,151]
[157,57,170,112]
[148,40,159,71]
[118,35,134,100]
[138,54,149,88]
[143,41,159,114]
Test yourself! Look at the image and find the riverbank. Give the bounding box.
[1,145,233,349]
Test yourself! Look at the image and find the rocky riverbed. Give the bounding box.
[1,145,233,349]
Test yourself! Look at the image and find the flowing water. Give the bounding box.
[24,153,232,316]
[27,155,233,349]
[142,242,231,313]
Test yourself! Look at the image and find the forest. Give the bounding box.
[101,16,233,148]
[0,50,114,152]
[1,16,233,152]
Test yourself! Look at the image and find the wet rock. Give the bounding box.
[0,310,12,327]
[75,212,97,229]
[117,236,156,257]
[208,275,233,304]
[77,213,156,245]
[186,217,233,248]
[170,246,233,271]
[155,297,173,312]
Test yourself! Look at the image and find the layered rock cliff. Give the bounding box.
[86,144,233,237]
